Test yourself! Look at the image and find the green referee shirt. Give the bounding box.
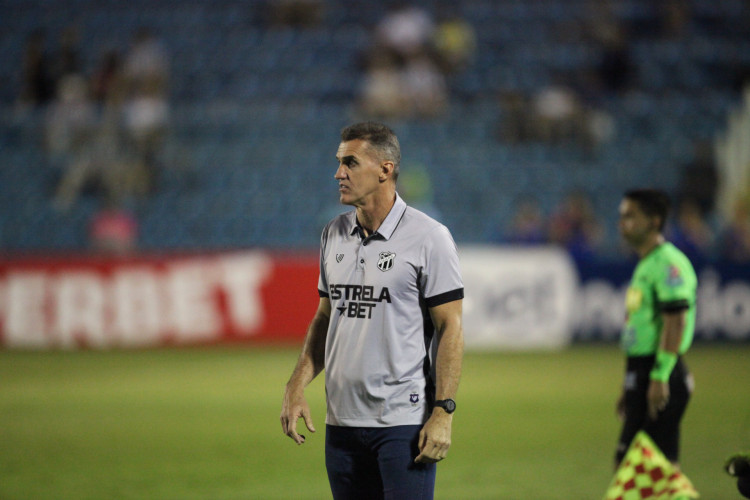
[621,242,697,356]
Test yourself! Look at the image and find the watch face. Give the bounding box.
[438,399,456,413]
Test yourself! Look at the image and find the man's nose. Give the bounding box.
[334,164,346,179]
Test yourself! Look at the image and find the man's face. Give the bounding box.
[618,198,657,248]
[335,139,386,207]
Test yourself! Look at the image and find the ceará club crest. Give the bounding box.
[377,252,395,272]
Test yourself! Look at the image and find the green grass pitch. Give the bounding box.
[1,344,748,499]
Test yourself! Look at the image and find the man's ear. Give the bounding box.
[380,161,394,182]
[651,215,664,232]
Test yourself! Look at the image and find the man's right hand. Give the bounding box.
[280,389,316,445]
[615,390,626,420]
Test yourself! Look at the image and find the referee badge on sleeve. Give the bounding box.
[666,265,684,287]
[377,252,396,272]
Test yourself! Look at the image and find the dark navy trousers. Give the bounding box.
[325,424,436,500]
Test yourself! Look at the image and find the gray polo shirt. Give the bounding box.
[318,193,464,427]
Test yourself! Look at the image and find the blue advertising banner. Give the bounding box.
[574,260,750,342]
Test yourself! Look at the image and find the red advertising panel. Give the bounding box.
[0,251,319,348]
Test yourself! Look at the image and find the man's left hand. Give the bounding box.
[647,379,669,420]
[415,410,453,464]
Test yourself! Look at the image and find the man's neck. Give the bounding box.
[355,191,396,237]
[636,234,665,259]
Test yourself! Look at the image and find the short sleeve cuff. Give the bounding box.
[425,288,464,308]
[660,299,689,312]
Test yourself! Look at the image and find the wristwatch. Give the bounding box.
[434,399,456,414]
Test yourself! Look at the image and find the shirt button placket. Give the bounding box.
[357,244,366,273]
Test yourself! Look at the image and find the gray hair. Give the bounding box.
[340,122,401,181]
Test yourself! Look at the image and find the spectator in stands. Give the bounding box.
[548,191,604,263]
[677,140,718,216]
[90,49,124,105]
[268,0,324,28]
[18,29,55,109]
[122,27,170,193]
[51,25,82,92]
[374,3,435,63]
[530,81,587,145]
[398,163,442,221]
[45,73,97,182]
[528,77,616,152]
[718,196,750,263]
[596,25,635,95]
[658,0,691,39]
[51,74,138,211]
[495,90,534,144]
[94,46,149,200]
[668,198,714,266]
[358,51,410,119]
[432,5,477,74]
[501,196,547,245]
[359,4,449,120]
[123,27,169,97]
[402,50,449,118]
[89,199,139,255]
[358,49,448,120]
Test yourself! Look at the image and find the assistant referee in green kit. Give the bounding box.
[614,189,697,468]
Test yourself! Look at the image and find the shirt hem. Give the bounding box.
[326,415,426,427]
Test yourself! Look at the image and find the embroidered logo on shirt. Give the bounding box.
[377,251,396,271]
[410,393,419,405]
[666,265,683,287]
[625,287,643,313]
[336,253,344,263]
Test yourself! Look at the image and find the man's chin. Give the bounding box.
[620,235,636,247]
[339,195,354,206]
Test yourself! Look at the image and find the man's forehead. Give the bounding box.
[620,198,641,214]
[336,139,371,159]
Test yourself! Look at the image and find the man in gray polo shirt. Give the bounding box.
[281,122,464,499]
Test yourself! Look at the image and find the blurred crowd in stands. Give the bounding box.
[18,25,172,253]
[493,187,750,265]
[5,0,750,263]
[357,4,475,119]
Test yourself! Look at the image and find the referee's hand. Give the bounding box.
[647,380,669,420]
[615,390,626,420]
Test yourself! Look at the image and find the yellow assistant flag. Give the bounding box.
[604,431,699,500]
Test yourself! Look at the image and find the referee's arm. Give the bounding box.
[281,297,331,445]
[647,307,686,420]
[416,299,464,464]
